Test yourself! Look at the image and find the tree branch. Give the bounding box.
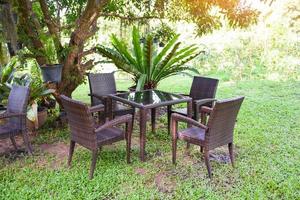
[78,47,97,59]
[80,59,94,70]
[38,0,63,62]
[100,13,159,21]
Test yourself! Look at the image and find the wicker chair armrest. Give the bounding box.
[0,112,26,119]
[171,113,208,130]
[94,114,132,132]
[194,98,217,106]
[88,93,108,101]
[89,104,105,113]
[201,106,213,114]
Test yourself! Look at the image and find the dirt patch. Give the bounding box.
[135,168,147,175]
[209,146,239,164]
[39,142,69,169]
[154,172,176,193]
[1,136,23,154]
[131,136,140,148]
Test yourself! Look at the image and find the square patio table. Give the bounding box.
[109,89,192,161]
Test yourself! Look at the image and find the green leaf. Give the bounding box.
[136,74,147,91]
[96,45,140,76]
[132,26,143,72]
[152,42,181,80]
[1,57,17,84]
[153,34,179,68]
[143,35,153,81]
[111,34,137,67]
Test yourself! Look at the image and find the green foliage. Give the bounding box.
[167,0,259,36]
[0,56,54,106]
[150,23,177,46]
[39,33,59,64]
[96,26,201,89]
[16,60,54,105]
[0,56,18,103]
[100,0,259,36]
[192,24,300,81]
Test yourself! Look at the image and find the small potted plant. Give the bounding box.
[40,63,63,83]
[39,37,64,83]
[13,61,55,130]
[151,23,177,47]
[26,84,54,130]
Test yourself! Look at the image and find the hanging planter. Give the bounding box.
[40,64,63,83]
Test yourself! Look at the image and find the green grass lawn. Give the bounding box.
[1,76,299,199]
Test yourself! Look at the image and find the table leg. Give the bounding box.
[140,109,147,161]
[151,108,156,133]
[186,100,193,149]
[107,97,113,121]
[167,105,172,134]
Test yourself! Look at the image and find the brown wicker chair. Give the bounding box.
[0,85,32,154]
[60,95,133,179]
[171,96,244,178]
[87,72,135,122]
[168,76,219,131]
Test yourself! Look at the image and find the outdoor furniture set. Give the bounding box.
[0,73,244,179]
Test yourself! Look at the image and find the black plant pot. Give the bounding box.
[40,64,63,83]
[0,104,6,111]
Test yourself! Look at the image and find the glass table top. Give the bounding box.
[111,90,190,108]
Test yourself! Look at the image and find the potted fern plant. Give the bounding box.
[39,36,63,83]
[96,26,201,91]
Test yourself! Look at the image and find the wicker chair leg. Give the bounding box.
[200,146,203,153]
[204,149,212,178]
[151,108,156,133]
[22,131,33,155]
[172,138,177,164]
[89,150,98,179]
[228,143,234,167]
[167,105,171,134]
[131,109,135,128]
[68,141,76,167]
[126,130,131,164]
[10,137,18,150]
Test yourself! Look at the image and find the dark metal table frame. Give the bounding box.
[109,90,192,161]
